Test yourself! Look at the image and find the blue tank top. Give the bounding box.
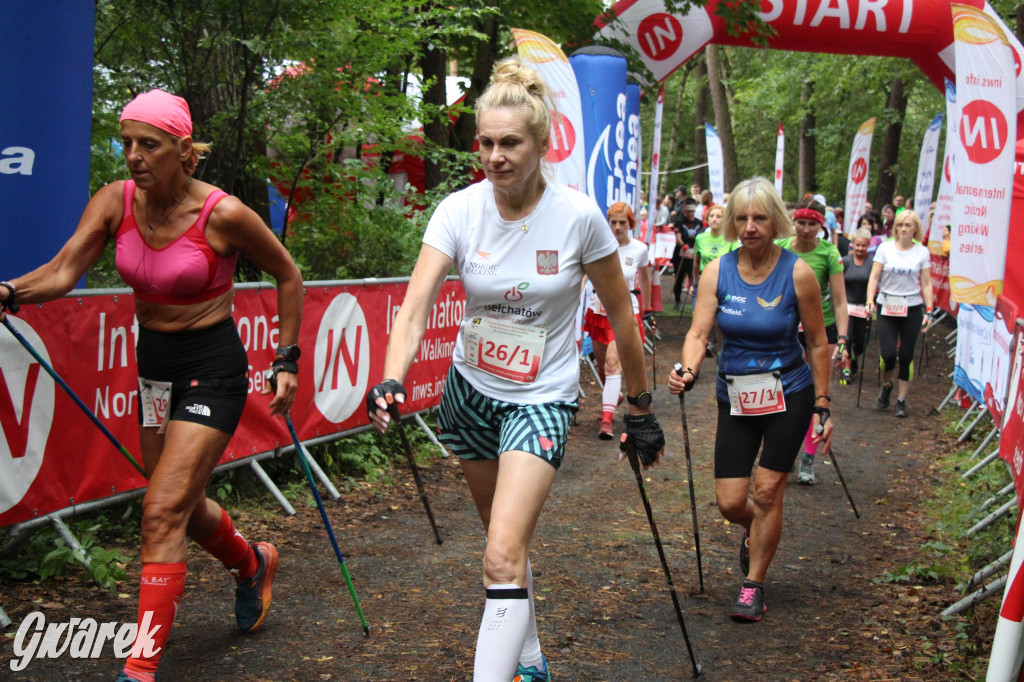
[715,248,812,402]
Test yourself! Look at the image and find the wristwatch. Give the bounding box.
[626,392,653,409]
[275,345,301,362]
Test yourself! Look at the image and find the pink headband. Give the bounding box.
[793,208,825,225]
[120,89,192,139]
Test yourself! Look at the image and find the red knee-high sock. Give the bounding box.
[122,562,186,679]
[195,508,257,580]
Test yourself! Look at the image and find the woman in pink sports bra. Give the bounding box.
[0,89,302,682]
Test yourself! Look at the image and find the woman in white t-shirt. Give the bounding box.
[364,59,664,682]
[865,210,935,418]
[584,202,652,439]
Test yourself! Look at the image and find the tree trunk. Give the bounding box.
[798,80,815,199]
[705,45,738,192]
[874,78,908,209]
[1018,5,1024,45]
[452,14,500,153]
[692,57,709,190]
[419,39,448,192]
[662,65,692,196]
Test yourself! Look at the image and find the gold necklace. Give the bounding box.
[146,179,192,231]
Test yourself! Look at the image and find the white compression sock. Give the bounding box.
[602,374,622,416]
[473,583,530,681]
[519,560,543,669]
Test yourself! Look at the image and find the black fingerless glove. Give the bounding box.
[673,363,697,392]
[365,379,407,418]
[643,311,656,327]
[623,412,664,466]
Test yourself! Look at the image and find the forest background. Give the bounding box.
[86,0,1024,285]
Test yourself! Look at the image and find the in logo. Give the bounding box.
[0,321,55,516]
[637,13,683,61]
[850,158,868,184]
[314,294,370,424]
[960,99,1008,165]
[546,111,576,163]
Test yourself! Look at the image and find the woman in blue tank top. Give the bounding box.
[668,177,835,623]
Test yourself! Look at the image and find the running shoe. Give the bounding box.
[235,541,278,634]
[514,655,550,682]
[876,382,893,410]
[895,399,908,418]
[598,419,614,440]
[730,580,766,622]
[797,454,815,485]
[739,527,750,576]
[840,369,852,385]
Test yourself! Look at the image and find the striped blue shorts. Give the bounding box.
[436,365,579,470]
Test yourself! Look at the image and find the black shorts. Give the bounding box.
[798,322,838,348]
[713,385,815,478]
[136,318,249,435]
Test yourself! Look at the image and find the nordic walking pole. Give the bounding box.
[814,412,860,519]
[825,444,861,519]
[283,412,371,635]
[621,434,702,678]
[2,317,147,478]
[387,403,443,545]
[673,363,704,592]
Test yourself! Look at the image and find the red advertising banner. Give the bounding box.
[930,253,959,316]
[0,280,463,529]
[998,319,1024,520]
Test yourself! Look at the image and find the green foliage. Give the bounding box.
[0,515,133,592]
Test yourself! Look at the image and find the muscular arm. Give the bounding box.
[795,260,833,444]
[1,182,122,307]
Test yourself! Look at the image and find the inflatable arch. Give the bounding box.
[597,0,1024,302]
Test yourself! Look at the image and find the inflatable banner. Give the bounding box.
[774,123,785,197]
[0,281,464,529]
[843,118,875,237]
[627,81,643,215]
[647,85,665,238]
[570,46,630,215]
[1,3,94,283]
[915,113,944,239]
[513,28,587,193]
[705,122,724,204]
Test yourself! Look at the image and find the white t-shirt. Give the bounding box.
[653,205,670,227]
[874,240,931,307]
[588,238,649,316]
[423,180,617,403]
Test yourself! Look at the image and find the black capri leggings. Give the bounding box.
[876,304,925,382]
[849,315,868,360]
[713,385,815,478]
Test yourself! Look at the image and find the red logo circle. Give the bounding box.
[850,158,868,184]
[637,13,683,62]
[960,99,1008,165]
[546,111,576,163]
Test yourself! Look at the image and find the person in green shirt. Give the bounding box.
[778,196,849,485]
[691,204,737,355]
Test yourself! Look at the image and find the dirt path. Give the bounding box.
[1,304,981,681]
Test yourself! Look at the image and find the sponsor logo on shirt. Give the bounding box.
[720,307,743,316]
[536,250,559,275]
[504,282,529,302]
[465,262,499,276]
[725,294,747,304]
[757,295,782,310]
